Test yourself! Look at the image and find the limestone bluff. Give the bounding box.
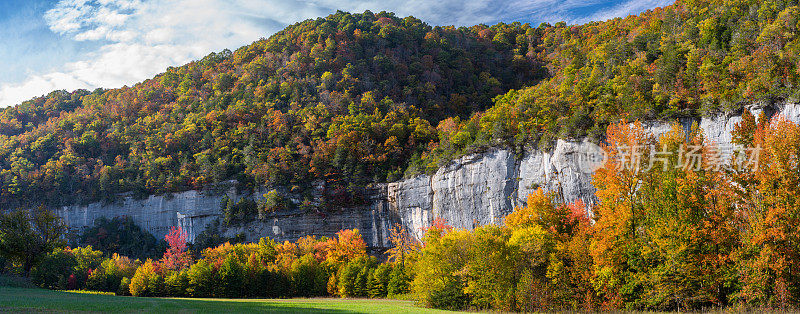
[55,102,800,248]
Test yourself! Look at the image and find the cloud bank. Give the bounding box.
[0,0,673,107]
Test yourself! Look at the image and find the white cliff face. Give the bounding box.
[57,190,221,243]
[387,102,800,240]
[430,149,516,229]
[779,103,800,121]
[58,185,394,248]
[386,175,432,240]
[56,103,800,247]
[701,114,741,146]
[517,139,601,207]
[388,140,600,240]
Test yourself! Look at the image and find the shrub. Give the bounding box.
[30,249,77,290]
[85,267,105,291]
[426,279,469,310]
[337,256,376,297]
[129,259,158,297]
[118,277,131,296]
[85,254,138,292]
[80,217,165,260]
[368,263,391,298]
[30,246,107,291]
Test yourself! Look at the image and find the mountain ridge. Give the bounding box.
[4,0,800,211]
[0,10,544,208]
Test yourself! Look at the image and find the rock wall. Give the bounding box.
[387,102,800,240]
[222,187,394,248]
[56,102,800,247]
[57,190,223,244]
[57,185,394,248]
[388,141,600,240]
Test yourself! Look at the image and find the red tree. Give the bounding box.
[161,226,191,271]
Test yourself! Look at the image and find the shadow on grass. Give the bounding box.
[0,274,37,288]
[0,286,361,313]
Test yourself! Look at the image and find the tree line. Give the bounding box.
[6,0,800,212]
[410,111,800,311]
[3,110,800,311]
[0,11,542,209]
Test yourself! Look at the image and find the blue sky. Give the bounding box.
[0,0,674,108]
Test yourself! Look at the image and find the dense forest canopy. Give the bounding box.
[3,0,800,208]
[0,11,543,208]
[422,0,800,163]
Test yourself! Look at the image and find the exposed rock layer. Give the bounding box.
[56,103,800,247]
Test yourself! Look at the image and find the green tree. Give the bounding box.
[30,249,77,290]
[186,259,216,297]
[337,256,376,297]
[367,263,391,298]
[219,255,245,298]
[412,227,471,310]
[0,207,66,275]
[387,263,410,296]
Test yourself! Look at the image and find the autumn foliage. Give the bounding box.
[408,113,800,311]
[160,226,191,272]
[8,0,800,310]
[119,227,398,298]
[0,11,542,209]
[19,112,800,309]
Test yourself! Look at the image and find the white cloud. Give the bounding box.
[0,0,674,107]
[581,0,674,23]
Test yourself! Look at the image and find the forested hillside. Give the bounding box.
[421,0,800,167]
[0,11,543,208]
[4,0,800,208]
[8,0,800,311]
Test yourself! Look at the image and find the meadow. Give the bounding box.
[0,286,450,313]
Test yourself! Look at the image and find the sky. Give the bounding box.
[0,0,674,108]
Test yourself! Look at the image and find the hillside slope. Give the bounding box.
[0,11,543,208]
[4,0,800,210]
[419,0,800,170]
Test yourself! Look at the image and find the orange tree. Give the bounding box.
[732,114,800,307]
[591,121,739,310]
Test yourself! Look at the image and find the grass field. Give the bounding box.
[0,286,452,313]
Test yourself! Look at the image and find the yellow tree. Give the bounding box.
[590,121,654,308]
[386,223,421,267]
[505,189,596,310]
[733,116,800,307]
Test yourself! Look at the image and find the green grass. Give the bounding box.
[0,286,452,313]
